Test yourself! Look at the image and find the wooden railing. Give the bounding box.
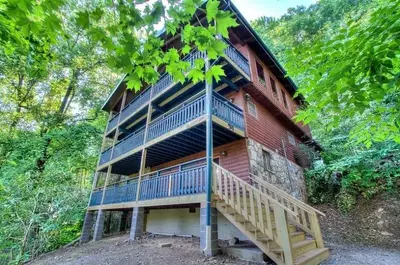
[147,94,206,141]
[106,114,120,133]
[139,165,206,200]
[104,40,249,133]
[213,92,245,130]
[111,129,145,159]
[99,147,112,166]
[89,189,103,206]
[249,173,325,248]
[212,163,325,264]
[90,160,206,206]
[119,87,151,123]
[152,50,206,97]
[222,39,251,77]
[99,93,244,167]
[103,179,138,205]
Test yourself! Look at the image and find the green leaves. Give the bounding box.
[206,0,219,23]
[206,65,225,83]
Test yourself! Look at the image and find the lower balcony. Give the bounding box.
[98,92,245,174]
[89,160,206,208]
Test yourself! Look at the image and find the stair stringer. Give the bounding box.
[216,203,285,265]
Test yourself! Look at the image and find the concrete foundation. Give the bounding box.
[80,211,94,243]
[93,210,105,241]
[130,207,144,240]
[200,206,220,256]
[222,245,266,263]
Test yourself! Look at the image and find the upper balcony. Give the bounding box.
[104,39,250,137]
[98,91,245,175]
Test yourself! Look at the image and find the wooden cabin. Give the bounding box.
[81,2,329,265]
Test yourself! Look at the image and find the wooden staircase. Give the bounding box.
[212,163,329,265]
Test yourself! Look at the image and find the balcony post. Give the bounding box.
[136,87,154,201]
[203,57,217,256]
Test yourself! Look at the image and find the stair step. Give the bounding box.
[272,240,316,258]
[294,248,330,265]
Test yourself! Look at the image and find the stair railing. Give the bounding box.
[212,163,297,264]
[249,173,325,249]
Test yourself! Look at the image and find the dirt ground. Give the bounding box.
[28,194,400,265]
[27,233,400,265]
[28,234,257,265]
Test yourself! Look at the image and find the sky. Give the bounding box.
[231,0,317,20]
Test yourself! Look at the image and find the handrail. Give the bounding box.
[222,38,249,62]
[212,162,325,253]
[122,86,151,112]
[102,158,206,188]
[212,163,297,217]
[249,173,326,217]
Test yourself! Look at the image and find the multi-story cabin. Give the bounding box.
[80,2,329,265]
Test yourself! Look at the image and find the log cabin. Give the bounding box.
[80,1,329,264]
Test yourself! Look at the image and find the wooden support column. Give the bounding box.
[136,87,154,201]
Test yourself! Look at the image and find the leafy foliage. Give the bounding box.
[252,0,400,210]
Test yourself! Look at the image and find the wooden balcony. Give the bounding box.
[90,159,206,208]
[104,39,250,137]
[98,92,245,172]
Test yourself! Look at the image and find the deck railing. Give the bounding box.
[106,114,120,133]
[91,160,206,206]
[213,93,245,130]
[147,95,206,141]
[104,40,249,133]
[99,147,112,166]
[99,93,244,166]
[89,189,103,206]
[222,39,250,77]
[119,87,151,123]
[152,50,206,98]
[111,129,145,159]
[102,179,138,205]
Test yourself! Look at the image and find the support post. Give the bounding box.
[203,57,216,256]
[130,207,145,240]
[136,87,153,201]
[93,209,105,241]
[80,211,94,244]
[200,203,219,256]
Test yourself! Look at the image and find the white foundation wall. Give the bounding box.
[146,208,247,241]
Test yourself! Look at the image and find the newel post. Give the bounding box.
[310,212,324,248]
[274,205,294,265]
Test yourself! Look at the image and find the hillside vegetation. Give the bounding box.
[252,0,400,211]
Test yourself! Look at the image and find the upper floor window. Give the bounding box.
[281,89,288,109]
[262,150,272,172]
[256,61,266,85]
[270,77,278,100]
[288,132,296,146]
[247,100,257,118]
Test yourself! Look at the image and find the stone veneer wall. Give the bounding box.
[247,139,306,200]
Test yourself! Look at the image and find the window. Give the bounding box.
[288,132,296,146]
[281,89,288,109]
[270,77,278,100]
[262,151,272,172]
[247,101,257,118]
[256,61,266,85]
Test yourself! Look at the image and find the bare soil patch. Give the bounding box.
[28,234,258,265]
[316,192,400,249]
